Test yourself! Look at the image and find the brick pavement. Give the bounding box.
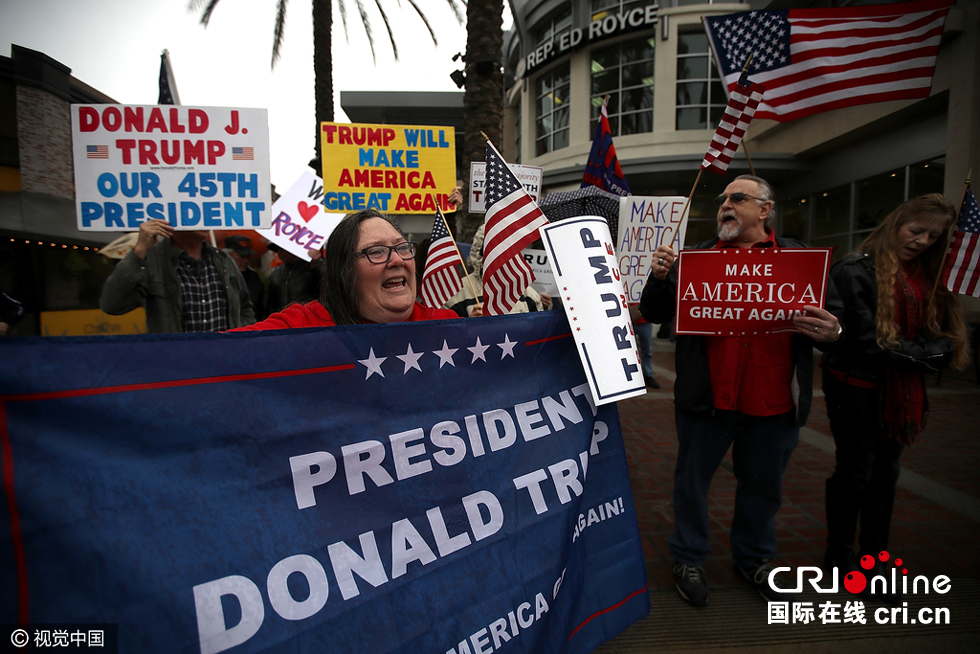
[600,337,980,650]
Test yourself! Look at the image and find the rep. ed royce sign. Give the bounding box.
[522,2,660,77]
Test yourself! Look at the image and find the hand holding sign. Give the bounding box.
[791,305,842,342]
[651,244,675,281]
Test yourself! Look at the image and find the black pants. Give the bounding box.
[823,370,904,559]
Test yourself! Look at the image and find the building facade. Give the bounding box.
[504,0,980,260]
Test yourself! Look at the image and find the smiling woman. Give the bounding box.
[232,209,457,330]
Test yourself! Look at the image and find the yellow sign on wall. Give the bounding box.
[41,308,146,337]
[320,122,457,215]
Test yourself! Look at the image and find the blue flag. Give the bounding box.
[581,100,631,197]
[0,312,648,653]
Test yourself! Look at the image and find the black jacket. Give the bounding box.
[640,236,844,427]
[821,252,954,383]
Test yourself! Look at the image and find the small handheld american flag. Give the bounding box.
[420,206,464,309]
[482,139,550,316]
[943,186,980,298]
[701,73,766,175]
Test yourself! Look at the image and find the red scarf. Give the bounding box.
[881,266,928,445]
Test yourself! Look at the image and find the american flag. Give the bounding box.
[704,0,954,122]
[943,187,980,298]
[86,145,108,160]
[420,206,464,309]
[232,147,254,161]
[157,50,181,105]
[701,73,766,175]
[482,140,549,316]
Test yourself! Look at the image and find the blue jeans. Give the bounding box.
[635,321,654,378]
[669,407,799,568]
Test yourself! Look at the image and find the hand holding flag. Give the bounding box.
[482,138,550,316]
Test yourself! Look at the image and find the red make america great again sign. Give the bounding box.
[675,247,832,335]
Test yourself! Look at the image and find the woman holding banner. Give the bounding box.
[822,193,969,599]
[235,209,457,329]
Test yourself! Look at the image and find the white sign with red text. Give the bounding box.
[256,170,344,262]
[542,216,645,406]
[618,196,688,303]
[72,105,271,231]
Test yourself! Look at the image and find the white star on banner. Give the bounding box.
[433,340,458,368]
[358,348,387,379]
[396,344,424,374]
[497,334,517,359]
[467,337,490,363]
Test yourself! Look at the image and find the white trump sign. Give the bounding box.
[541,217,646,406]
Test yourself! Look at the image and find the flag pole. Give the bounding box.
[738,55,757,177]
[433,194,481,301]
[927,168,972,309]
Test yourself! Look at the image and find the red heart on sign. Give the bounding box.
[297,201,319,222]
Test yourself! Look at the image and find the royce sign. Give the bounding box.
[524,3,660,76]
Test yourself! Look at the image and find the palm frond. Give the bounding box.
[355,0,377,65]
[372,0,399,60]
[445,0,465,25]
[271,0,288,68]
[191,0,222,27]
[338,0,351,46]
[404,0,438,47]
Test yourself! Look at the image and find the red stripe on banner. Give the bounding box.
[567,583,648,640]
[759,49,940,93]
[0,363,356,403]
[526,332,572,346]
[1,401,30,624]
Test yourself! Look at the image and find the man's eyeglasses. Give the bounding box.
[714,192,770,207]
[355,242,416,264]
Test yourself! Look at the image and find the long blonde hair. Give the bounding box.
[858,193,970,370]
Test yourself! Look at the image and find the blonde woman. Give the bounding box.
[822,193,970,600]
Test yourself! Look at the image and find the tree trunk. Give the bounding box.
[312,0,334,170]
[460,0,504,242]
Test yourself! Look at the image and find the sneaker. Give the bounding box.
[735,559,794,603]
[644,375,660,389]
[672,562,708,607]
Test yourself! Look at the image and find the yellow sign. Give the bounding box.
[320,122,457,215]
[41,308,146,336]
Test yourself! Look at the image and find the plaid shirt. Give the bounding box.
[175,250,229,332]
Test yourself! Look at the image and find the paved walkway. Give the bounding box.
[596,337,980,652]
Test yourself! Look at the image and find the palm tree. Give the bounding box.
[458,0,504,243]
[190,0,463,163]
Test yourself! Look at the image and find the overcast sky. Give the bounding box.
[0,0,498,192]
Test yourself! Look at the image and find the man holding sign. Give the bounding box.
[640,175,843,607]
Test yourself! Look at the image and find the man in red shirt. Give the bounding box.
[640,175,843,607]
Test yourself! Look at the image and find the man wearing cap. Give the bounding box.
[225,235,267,321]
[100,219,255,333]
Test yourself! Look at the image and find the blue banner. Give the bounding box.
[0,311,648,654]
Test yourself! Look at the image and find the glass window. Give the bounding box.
[676,30,726,130]
[779,197,809,243]
[590,37,655,137]
[910,157,945,197]
[536,62,571,156]
[856,168,905,232]
[591,0,648,22]
[535,4,573,46]
[812,185,851,239]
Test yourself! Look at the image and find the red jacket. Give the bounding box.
[231,301,457,331]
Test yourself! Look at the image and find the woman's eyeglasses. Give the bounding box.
[355,242,416,264]
[713,192,769,207]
